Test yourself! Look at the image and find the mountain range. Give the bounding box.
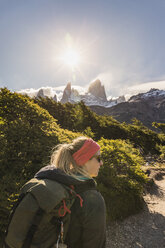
[19,79,126,107]
[89,88,165,130]
[18,80,165,130]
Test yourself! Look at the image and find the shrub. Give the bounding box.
[0,88,79,240]
[157,145,165,160]
[97,138,148,220]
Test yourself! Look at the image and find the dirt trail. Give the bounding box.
[106,171,165,248]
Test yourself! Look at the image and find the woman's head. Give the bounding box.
[50,136,103,178]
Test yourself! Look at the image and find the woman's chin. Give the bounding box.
[91,173,98,178]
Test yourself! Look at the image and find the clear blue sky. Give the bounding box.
[0,0,165,97]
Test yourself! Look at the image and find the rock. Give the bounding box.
[88,79,107,100]
[53,94,57,102]
[70,88,81,102]
[145,169,151,176]
[61,82,72,103]
[89,88,165,131]
[37,89,45,98]
[116,95,126,104]
[37,88,57,101]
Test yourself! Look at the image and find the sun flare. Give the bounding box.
[61,48,80,69]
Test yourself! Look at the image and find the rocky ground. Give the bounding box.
[106,166,165,248]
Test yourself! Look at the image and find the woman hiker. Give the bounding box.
[4,136,106,248]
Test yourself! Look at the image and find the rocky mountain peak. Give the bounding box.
[117,95,126,103]
[61,82,72,103]
[90,87,165,130]
[129,88,165,102]
[19,80,126,107]
[88,79,107,101]
[37,88,45,98]
[36,88,57,101]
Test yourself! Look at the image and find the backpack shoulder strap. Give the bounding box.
[4,192,43,248]
[4,193,26,239]
[22,207,44,248]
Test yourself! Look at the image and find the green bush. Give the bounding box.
[0,88,79,240]
[97,138,148,220]
[157,145,165,160]
[123,119,161,155]
[152,122,165,134]
[35,97,163,155]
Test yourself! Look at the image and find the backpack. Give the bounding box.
[4,177,82,248]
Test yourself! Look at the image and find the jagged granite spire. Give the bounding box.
[88,79,107,100]
[36,88,57,101]
[37,88,45,98]
[61,82,72,103]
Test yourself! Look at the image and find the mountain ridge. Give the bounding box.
[17,82,165,130]
[18,79,126,108]
[89,88,165,130]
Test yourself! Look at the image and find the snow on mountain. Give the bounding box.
[18,86,64,101]
[129,88,165,102]
[81,93,117,108]
[142,89,165,98]
[17,80,165,110]
[17,85,87,102]
[17,80,125,108]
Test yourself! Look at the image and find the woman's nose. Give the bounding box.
[100,160,103,166]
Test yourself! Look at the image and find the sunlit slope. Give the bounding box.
[0,88,164,243]
[35,96,163,155]
[0,88,80,238]
[0,88,79,175]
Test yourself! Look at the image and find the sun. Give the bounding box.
[61,48,80,69]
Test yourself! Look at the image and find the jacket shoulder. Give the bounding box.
[80,189,106,214]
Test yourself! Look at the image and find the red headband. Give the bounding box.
[73,139,100,166]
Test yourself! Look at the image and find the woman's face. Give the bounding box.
[83,150,103,177]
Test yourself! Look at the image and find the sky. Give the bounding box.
[0,0,165,97]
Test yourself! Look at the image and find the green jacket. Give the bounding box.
[65,189,106,248]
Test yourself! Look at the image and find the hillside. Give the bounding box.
[0,87,165,244]
[0,88,80,241]
[19,84,165,131]
[34,96,163,155]
[89,89,165,131]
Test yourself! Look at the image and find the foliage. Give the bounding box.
[35,97,163,155]
[34,97,79,131]
[82,126,95,139]
[157,145,165,160]
[0,88,79,239]
[152,122,165,133]
[0,88,163,242]
[97,138,148,220]
[123,119,161,154]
